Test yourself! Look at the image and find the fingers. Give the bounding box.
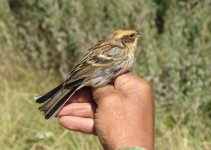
[57,102,95,118]
[68,87,92,103]
[57,99,96,134]
[59,116,94,134]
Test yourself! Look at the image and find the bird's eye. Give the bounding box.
[130,34,135,38]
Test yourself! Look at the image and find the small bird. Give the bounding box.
[34,28,141,119]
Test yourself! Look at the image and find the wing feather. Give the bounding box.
[65,43,124,85]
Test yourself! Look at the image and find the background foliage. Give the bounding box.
[0,0,210,149]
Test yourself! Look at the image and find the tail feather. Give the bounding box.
[35,78,85,119]
[44,87,78,120]
[34,83,64,103]
[38,89,66,112]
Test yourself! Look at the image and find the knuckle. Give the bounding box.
[69,104,76,114]
[105,93,120,101]
[136,78,152,92]
[92,88,102,100]
[102,93,123,105]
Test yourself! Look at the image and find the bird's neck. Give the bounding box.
[125,43,136,52]
[124,38,138,52]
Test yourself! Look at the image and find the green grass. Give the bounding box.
[0,51,101,150]
[0,0,211,149]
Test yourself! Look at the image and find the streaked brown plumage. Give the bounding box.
[34,28,141,119]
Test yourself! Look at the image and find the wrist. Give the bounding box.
[111,138,146,150]
[106,130,146,150]
[102,121,153,150]
[115,146,147,150]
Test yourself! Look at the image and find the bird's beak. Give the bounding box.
[137,32,142,38]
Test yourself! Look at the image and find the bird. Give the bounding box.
[34,28,141,120]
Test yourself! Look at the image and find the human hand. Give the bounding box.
[57,73,154,150]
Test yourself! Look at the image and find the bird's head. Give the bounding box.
[112,28,141,50]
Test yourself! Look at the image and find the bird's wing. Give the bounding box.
[65,44,124,85]
[86,45,123,66]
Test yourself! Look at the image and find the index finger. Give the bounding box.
[67,87,92,103]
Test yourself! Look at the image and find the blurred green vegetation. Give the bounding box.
[0,0,210,150]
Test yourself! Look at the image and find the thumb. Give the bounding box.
[114,73,139,92]
[114,73,153,104]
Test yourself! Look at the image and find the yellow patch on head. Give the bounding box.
[113,28,137,38]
